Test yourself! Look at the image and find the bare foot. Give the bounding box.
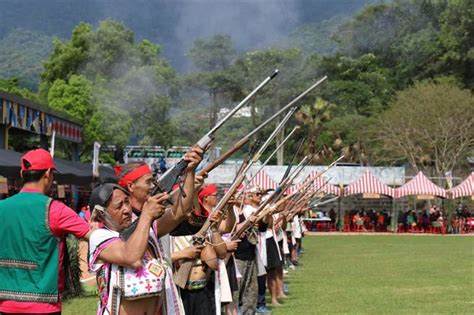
[271,301,283,307]
[278,294,288,299]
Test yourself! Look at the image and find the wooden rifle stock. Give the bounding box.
[198,141,244,176]
[174,171,248,287]
[230,155,310,241]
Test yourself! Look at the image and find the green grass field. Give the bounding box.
[271,235,473,315]
[63,235,473,314]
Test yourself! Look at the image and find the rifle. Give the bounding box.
[197,76,327,177]
[272,155,344,226]
[281,137,306,184]
[230,154,311,242]
[248,154,322,222]
[234,140,261,179]
[274,178,331,227]
[249,136,306,215]
[173,108,295,288]
[120,70,278,241]
[254,152,344,226]
[153,70,279,196]
[244,126,299,187]
[193,140,261,214]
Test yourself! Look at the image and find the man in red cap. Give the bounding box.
[0,148,92,314]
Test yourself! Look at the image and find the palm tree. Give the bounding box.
[295,97,334,161]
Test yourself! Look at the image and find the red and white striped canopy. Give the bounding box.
[249,170,278,190]
[449,172,474,199]
[312,171,341,196]
[395,171,446,198]
[343,170,394,197]
[285,172,315,195]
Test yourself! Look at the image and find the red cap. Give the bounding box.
[20,148,55,171]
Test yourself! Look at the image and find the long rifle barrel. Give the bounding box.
[202,69,279,143]
[246,125,299,186]
[261,125,299,167]
[230,155,310,241]
[198,76,327,176]
[245,107,296,167]
[194,108,295,236]
[244,76,327,142]
[280,137,306,184]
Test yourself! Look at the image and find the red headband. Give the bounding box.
[198,184,218,199]
[196,184,217,217]
[118,164,152,187]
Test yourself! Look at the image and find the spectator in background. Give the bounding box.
[406,211,416,230]
[329,208,336,224]
[399,210,408,232]
[353,212,365,230]
[377,212,385,231]
[458,216,466,233]
[159,156,167,174]
[452,216,460,234]
[462,206,471,218]
[78,205,90,222]
[421,212,431,232]
[437,211,445,228]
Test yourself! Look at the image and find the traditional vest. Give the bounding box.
[0,192,59,303]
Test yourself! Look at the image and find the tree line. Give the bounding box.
[0,0,472,179]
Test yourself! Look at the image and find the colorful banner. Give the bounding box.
[0,95,82,143]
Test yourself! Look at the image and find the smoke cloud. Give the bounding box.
[173,0,300,69]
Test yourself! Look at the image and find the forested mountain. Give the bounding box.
[0,29,53,89]
[0,0,376,72]
[0,0,472,178]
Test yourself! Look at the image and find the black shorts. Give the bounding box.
[266,238,283,271]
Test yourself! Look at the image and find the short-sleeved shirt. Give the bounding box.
[88,228,122,315]
[88,227,163,315]
[0,188,90,314]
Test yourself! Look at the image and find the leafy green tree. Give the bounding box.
[369,82,474,177]
[40,22,92,98]
[282,15,349,56]
[47,74,130,160]
[315,53,394,116]
[233,48,306,127]
[0,78,41,102]
[232,48,309,164]
[188,34,235,72]
[334,0,473,88]
[40,20,177,159]
[437,0,474,89]
[322,114,369,164]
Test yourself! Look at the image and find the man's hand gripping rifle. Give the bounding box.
[120,70,279,241]
[173,105,294,288]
